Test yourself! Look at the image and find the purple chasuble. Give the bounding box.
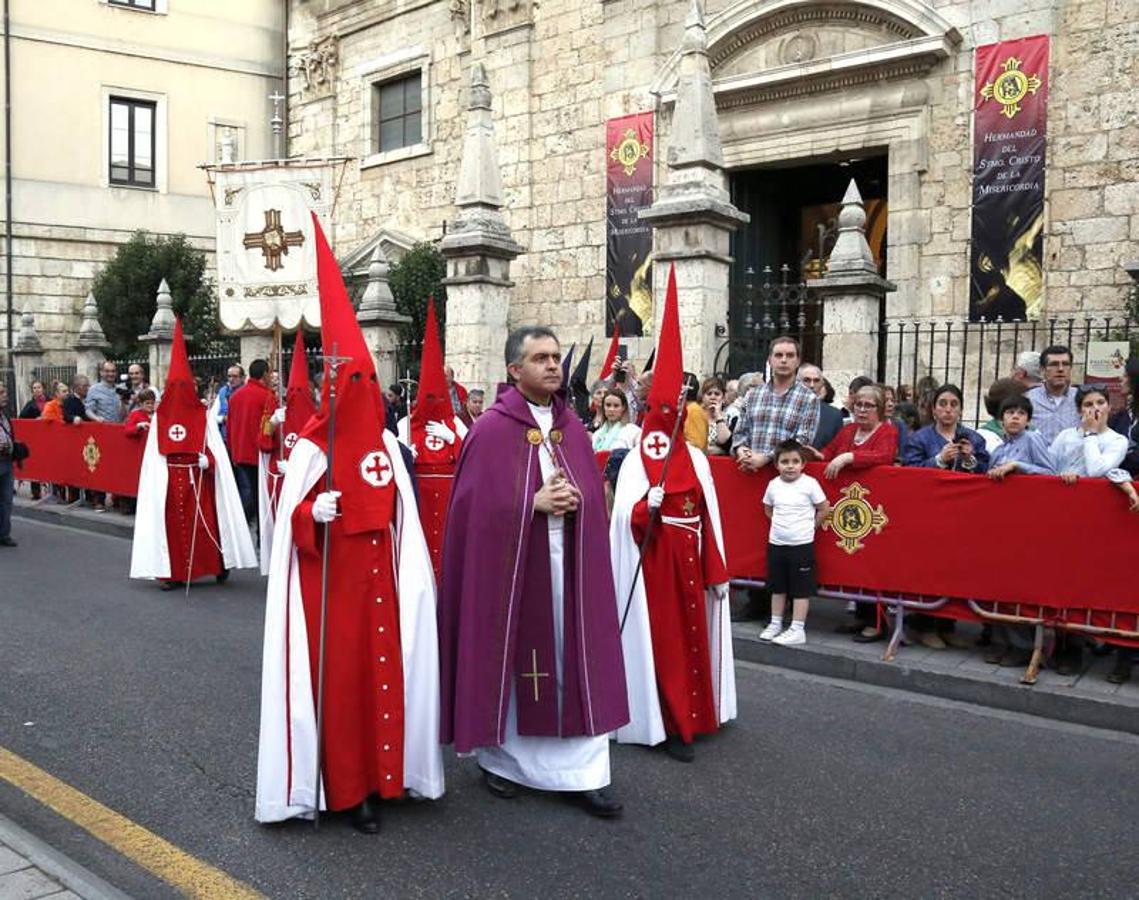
[438,385,629,754]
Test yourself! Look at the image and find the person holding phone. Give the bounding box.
[901,383,990,474]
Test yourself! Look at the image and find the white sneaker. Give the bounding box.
[773,628,806,647]
[758,622,782,642]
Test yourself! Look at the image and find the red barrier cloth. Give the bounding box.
[711,459,1139,612]
[12,420,147,496]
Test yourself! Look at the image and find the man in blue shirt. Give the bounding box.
[1024,345,1078,443]
[215,363,245,442]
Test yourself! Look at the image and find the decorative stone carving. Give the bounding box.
[827,179,878,276]
[481,0,533,37]
[777,32,818,66]
[449,0,470,36]
[14,305,42,354]
[296,36,339,98]
[76,291,109,349]
[146,279,176,340]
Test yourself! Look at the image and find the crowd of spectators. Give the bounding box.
[580,335,1139,684]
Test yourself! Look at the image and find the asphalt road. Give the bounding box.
[1,517,1137,899]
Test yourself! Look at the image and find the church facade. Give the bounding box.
[286,0,1139,391]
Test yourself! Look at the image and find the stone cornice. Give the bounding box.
[315,0,438,41]
[651,0,961,98]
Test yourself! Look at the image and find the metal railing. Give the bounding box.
[877,314,1138,428]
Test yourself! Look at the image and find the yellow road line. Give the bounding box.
[0,745,263,899]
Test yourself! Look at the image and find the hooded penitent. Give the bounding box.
[300,212,394,534]
[157,318,207,457]
[409,297,461,465]
[282,328,317,457]
[637,264,698,494]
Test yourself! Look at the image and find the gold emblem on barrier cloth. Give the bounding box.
[823,482,888,555]
[82,436,101,473]
[979,56,1042,120]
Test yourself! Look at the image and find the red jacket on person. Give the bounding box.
[822,421,899,468]
[226,378,276,465]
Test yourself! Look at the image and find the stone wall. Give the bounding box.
[287,0,1139,376]
[0,223,214,362]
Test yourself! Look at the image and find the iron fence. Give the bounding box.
[31,363,78,392]
[717,265,823,378]
[878,314,1138,427]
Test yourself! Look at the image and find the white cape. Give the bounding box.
[129,410,257,580]
[254,429,444,822]
[256,451,281,576]
[609,443,737,746]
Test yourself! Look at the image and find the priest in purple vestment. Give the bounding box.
[438,325,629,818]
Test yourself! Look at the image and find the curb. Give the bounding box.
[732,629,1139,737]
[0,812,132,900]
[12,502,133,540]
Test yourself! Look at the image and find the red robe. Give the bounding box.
[415,463,454,582]
[164,450,225,583]
[290,488,404,808]
[631,482,728,742]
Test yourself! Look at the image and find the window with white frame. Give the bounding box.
[373,72,423,154]
[109,97,156,188]
[109,0,156,9]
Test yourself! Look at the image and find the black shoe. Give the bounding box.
[1107,656,1133,685]
[0,537,16,547]
[663,737,695,763]
[1054,651,1083,676]
[983,644,1008,664]
[976,624,993,647]
[833,622,862,635]
[852,627,884,644]
[160,581,184,592]
[481,768,517,800]
[351,795,381,834]
[575,787,623,819]
[215,568,230,584]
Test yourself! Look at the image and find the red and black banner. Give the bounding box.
[605,112,654,337]
[969,35,1049,322]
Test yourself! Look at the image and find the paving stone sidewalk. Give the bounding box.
[0,816,128,900]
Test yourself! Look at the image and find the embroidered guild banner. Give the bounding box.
[969,35,1049,322]
[211,162,339,330]
[605,112,654,337]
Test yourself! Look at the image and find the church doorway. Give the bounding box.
[724,153,888,374]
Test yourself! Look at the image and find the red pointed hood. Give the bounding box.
[639,264,697,491]
[598,320,621,380]
[410,297,461,464]
[301,213,394,533]
[282,328,317,459]
[157,317,207,456]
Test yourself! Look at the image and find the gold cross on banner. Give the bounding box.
[682,496,696,516]
[521,649,549,703]
[243,209,305,272]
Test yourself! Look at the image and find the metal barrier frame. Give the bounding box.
[732,579,1138,686]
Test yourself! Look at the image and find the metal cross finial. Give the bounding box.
[269,90,286,157]
[324,342,353,395]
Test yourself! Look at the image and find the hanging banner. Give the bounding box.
[205,160,345,331]
[605,112,654,337]
[969,35,1049,322]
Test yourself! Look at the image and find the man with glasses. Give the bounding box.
[1024,345,1079,443]
[127,363,158,410]
[215,364,245,442]
[798,364,843,449]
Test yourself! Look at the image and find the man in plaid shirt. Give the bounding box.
[731,336,820,470]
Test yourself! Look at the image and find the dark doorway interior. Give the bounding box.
[723,153,889,374]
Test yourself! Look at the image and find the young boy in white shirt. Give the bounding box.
[759,439,830,646]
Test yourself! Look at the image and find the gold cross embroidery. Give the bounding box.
[243,209,305,272]
[521,649,549,703]
[682,496,696,515]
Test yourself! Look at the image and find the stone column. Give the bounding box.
[640,0,748,378]
[74,291,109,381]
[239,333,275,373]
[441,62,523,393]
[11,306,44,410]
[356,244,410,389]
[139,279,175,390]
[808,179,896,391]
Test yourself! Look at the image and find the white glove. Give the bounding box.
[270,407,286,426]
[197,453,210,470]
[409,443,418,459]
[713,583,730,603]
[425,421,457,445]
[312,490,341,524]
[137,421,150,432]
[275,459,287,475]
[647,486,665,510]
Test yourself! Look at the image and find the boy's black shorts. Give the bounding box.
[766,542,816,598]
